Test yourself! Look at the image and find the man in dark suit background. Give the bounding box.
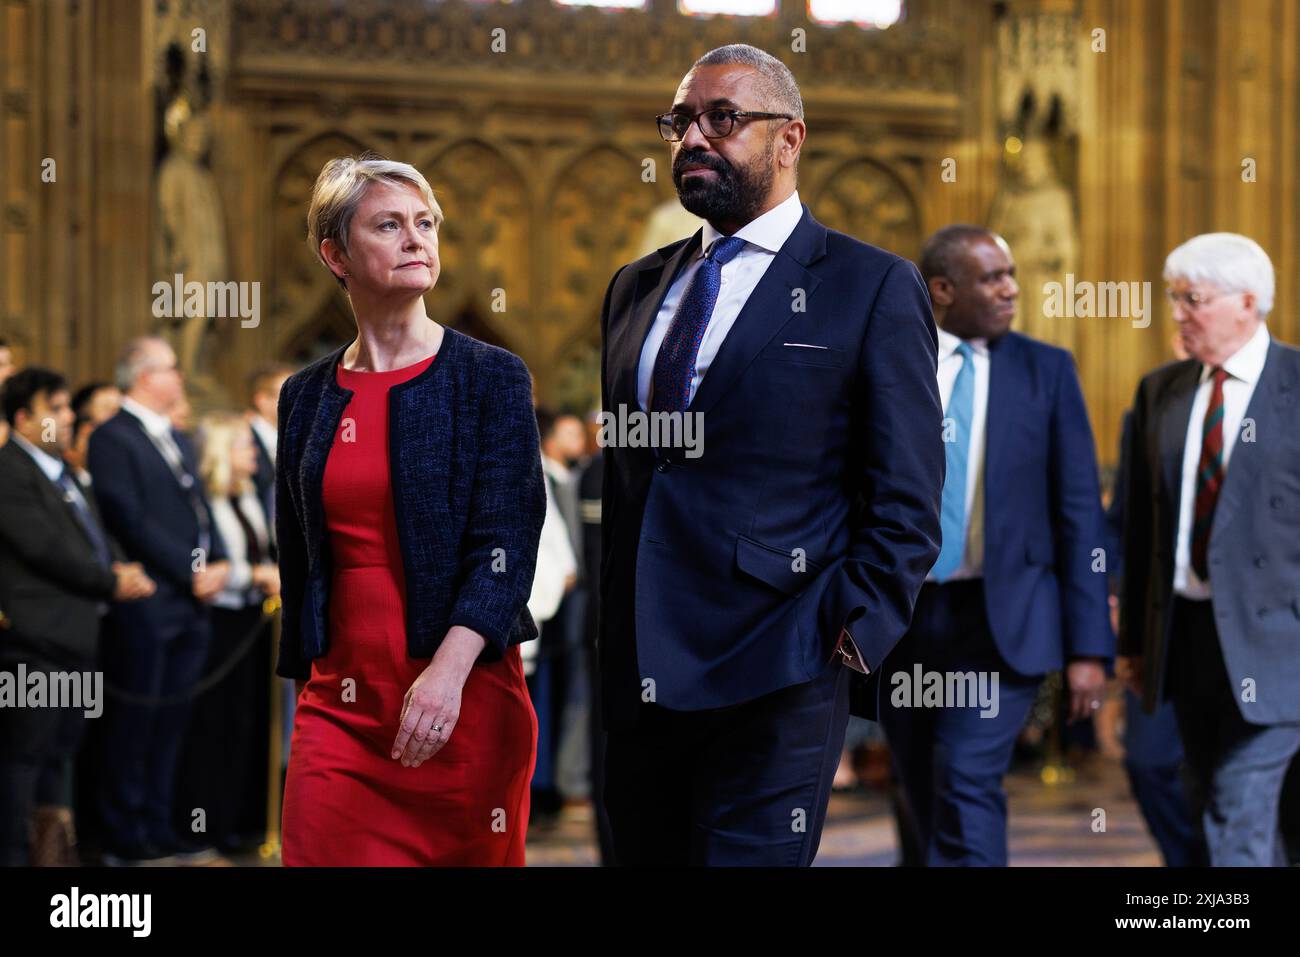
[1106,341,1207,868]
[245,362,291,527]
[0,367,154,865]
[598,44,944,865]
[1119,232,1300,866]
[87,336,230,865]
[877,226,1114,866]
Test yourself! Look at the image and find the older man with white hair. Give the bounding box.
[1119,232,1300,865]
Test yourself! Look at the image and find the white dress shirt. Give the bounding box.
[121,395,187,474]
[250,414,277,466]
[636,190,804,410]
[209,487,272,609]
[10,432,94,513]
[12,432,68,481]
[927,328,990,581]
[524,456,579,675]
[1173,321,1271,599]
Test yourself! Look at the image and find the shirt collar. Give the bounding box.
[700,190,803,259]
[10,432,66,482]
[121,395,175,438]
[542,454,571,484]
[937,326,990,360]
[1205,321,1270,385]
[249,415,277,454]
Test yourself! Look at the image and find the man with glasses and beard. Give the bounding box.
[598,44,944,866]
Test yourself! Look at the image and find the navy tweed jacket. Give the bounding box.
[274,326,546,680]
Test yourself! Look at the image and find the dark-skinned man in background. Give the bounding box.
[876,225,1113,866]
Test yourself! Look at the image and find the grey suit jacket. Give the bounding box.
[1119,336,1300,725]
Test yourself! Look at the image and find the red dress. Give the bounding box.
[281,353,537,866]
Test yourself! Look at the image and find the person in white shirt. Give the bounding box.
[245,363,292,526]
[87,336,231,865]
[172,412,280,855]
[524,410,580,818]
[243,363,294,775]
[1119,232,1300,865]
[877,225,1112,866]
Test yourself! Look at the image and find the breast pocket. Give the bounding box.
[758,341,849,369]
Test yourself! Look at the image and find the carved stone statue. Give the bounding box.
[155,92,228,378]
[989,137,1079,353]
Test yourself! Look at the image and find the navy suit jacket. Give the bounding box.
[975,331,1114,675]
[87,409,227,613]
[1119,338,1300,725]
[598,203,945,726]
[250,422,276,528]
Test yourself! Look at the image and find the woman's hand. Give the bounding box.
[391,626,487,767]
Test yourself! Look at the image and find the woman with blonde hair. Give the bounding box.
[275,154,545,865]
[176,411,279,855]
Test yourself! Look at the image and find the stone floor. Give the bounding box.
[522,753,1163,867]
[201,751,1160,867]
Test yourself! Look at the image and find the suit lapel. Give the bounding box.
[6,443,97,554]
[1212,340,1296,536]
[610,230,702,413]
[73,472,112,548]
[983,333,1016,539]
[688,205,826,418]
[118,408,187,491]
[1158,361,1201,510]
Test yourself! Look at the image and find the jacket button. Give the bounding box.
[656,462,670,473]
[1255,555,1266,568]
[1271,496,1284,509]
[1258,608,1268,618]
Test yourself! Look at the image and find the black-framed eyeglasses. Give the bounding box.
[656,108,794,142]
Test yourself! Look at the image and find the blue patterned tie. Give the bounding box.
[650,235,748,412]
[932,341,975,582]
[55,467,114,569]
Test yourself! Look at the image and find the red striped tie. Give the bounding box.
[1191,367,1229,581]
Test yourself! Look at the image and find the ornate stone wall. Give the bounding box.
[11,0,1300,464]
[217,0,982,411]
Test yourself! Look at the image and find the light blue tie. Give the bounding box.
[932,342,974,582]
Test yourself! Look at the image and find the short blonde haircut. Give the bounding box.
[306,153,443,290]
[198,411,255,499]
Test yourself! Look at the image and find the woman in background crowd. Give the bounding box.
[175,412,279,855]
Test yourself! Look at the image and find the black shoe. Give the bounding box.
[101,842,177,867]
